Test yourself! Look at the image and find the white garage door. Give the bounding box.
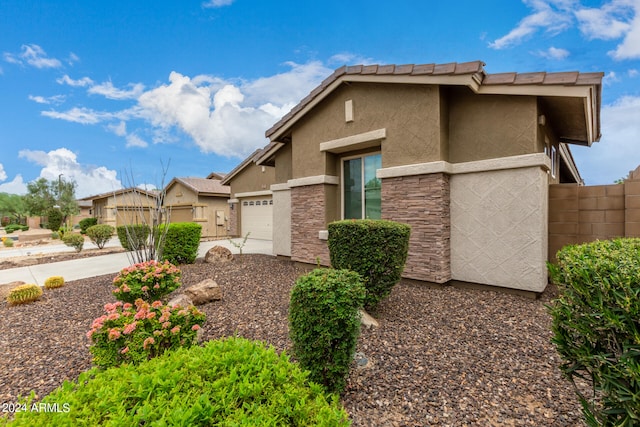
[240,197,272,240]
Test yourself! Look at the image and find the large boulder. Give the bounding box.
[167,293,193,308]
[184,279,222,305]
[204,245,234,264]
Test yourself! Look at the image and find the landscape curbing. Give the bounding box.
[0,239,273,286]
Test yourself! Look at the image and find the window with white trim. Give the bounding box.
[342,153,381,219]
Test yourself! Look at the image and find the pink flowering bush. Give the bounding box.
[112,260,181,304]
[87,298,206,369]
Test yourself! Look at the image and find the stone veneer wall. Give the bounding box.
[381,173,451,283]
[227,202,238,237]
[290,184,331,265]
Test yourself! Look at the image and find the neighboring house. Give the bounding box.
[85,188,159,227]
[163,175,230,239]
[221,149,276,240]
[249,60,602,293]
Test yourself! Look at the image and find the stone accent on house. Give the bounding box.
[227,200,239,236]
[290,184,331,266]
[381,173,451,283]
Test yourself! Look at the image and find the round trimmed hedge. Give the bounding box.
[4,337,351,426]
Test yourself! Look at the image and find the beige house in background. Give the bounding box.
[221,150,276,240]
[248,60,602,293]
[87,188,159,227]
[163,174,230,239]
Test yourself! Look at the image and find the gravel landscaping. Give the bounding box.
[0,254,584,426]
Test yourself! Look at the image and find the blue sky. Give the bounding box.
[1,0,639,197]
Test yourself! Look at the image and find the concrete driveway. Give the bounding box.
[0,238,273,286]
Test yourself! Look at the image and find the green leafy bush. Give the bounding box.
[87,299,206,369]
[160,222,202,265]
[62,233,84,252]
[4,224,28,233]
[328,219,411,310]
[85,224,114,249]
[112,260,182,304]
[5,337,351,426]
[2,236,14,247]
[46,208,63,232]
[289,268,366,394]
[548,238,640,426]
[44,276,65,289]
[7,284,42,305]
[116,224,150,251]
[78,217,98,234]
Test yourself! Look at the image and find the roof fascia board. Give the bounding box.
[559,143,582,183]
[255,142,284,166]
[476,84,591,97]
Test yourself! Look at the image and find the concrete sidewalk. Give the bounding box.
[0,239,273,286]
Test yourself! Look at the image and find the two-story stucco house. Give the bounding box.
[230,60,603,293]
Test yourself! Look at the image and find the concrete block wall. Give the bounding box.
[549,178,640,261]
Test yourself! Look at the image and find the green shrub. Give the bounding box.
[289,268,366,394]
[4,224,28,233]
[160,222,202,265]
[44,276,65,289]
[88,299,206,369]
[548,238,640,426]
[85,224,114,249]
[7,284,42,305]
[46,208,63,232]
[5,337,351,426]
[112,260,181,304]
[328,219,411,310]
[116,224,150,251]
[78,217,98,234]
[2,237,14,247]
[62,233,84,252]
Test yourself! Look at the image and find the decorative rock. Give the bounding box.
[360,310,379,328]
[184,279,222,305]
[167,293,193,308]
[204,245,234,264]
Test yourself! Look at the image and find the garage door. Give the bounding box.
[241,197,272,240]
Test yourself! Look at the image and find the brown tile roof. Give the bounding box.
[174,177,230,196]
[265,60,603,139]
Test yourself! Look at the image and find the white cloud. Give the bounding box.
[629,68,639,76]
[126,134,148,148]
[0,163,7,181]
[57,74,94,87]
[28,94,65,105]
[202,0,234,7]
[490,0,640,59]
[18,148,122,198]
[19,44,62,68]
[572,95,640,184]
[538,46,570,59]
[41,107,116,124]
[603,71,621,85]
[88,81,145,100]
[0,174,27,195]
[575,1,633,39]
[489,0,574,49]
[608,2,640,59]
[41,61,332,159]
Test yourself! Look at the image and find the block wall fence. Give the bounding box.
[549,175,640,261]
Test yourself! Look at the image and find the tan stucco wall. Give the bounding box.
[164,183,196,205]
[197,195,229,238]
[448,88,539,163]
[289,83,443,179]
[275,143,292,184]
[450,166,549,292]
[230,162,276,196]
[272,188,291,256]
